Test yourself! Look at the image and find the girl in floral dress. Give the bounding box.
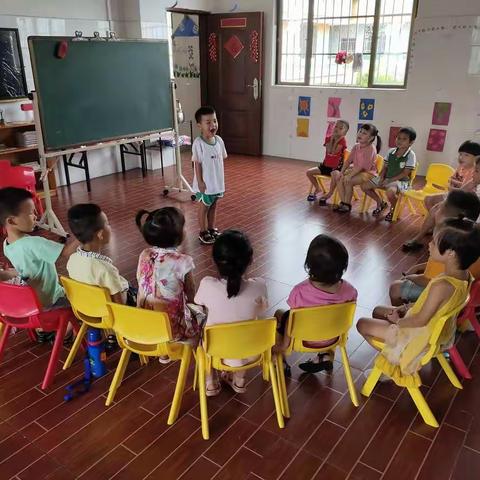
[136,207,199,345]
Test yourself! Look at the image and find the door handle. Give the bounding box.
[247,78,260,100]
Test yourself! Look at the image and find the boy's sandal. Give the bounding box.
[307,193,317,202]
[208,228,221,239]
[299,353,334,374]
[336,202,352,213]
[372,201,388,216]
[402,240,424,252]
[318,197,328,206]
[158,356,172,364]
[199,230,215,245]
[206,381,222,397]
[221,371,247,394]
[384,210,394,222]
[37,331,55,344]
[63,330,74,346]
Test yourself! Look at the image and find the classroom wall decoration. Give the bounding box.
[359,98,375,120]
[297,118,309,137]
[298,96,311,116]
[432,102,452,126]
[389,126,401,148]
[0,28,28,100]
[427,128,447,152]
[327,97,341,118]
[172,15,199,37]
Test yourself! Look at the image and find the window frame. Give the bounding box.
[275,0,418,89]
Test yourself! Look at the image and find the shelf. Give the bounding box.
[0,145,38,155]
[0,122,35,130]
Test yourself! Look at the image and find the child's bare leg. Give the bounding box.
[198,202,209,232]
[207,199,218,230]
[389,281,405,306]
[385,187,398,211]
[206,369,221,395]
[336,173,346,201]
[356,317,393,349]
[362,181,383,207]
[343,174,365,204]
[306,168,321,193]
[424,194,444,211]
[321,171,341,201]
[232,369,247,388]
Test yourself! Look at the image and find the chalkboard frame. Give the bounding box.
[0,28,28,101]
[29,36,174,152]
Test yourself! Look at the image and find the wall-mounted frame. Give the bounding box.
[0,28,28,101]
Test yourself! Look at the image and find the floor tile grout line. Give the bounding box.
[463,444,480,455]
[121,444,138,456]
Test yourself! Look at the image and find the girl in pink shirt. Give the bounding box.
[330,123,381,213]
[275,234,357,374]
[195,230,268,396]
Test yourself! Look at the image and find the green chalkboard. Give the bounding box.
[28,37,173,151]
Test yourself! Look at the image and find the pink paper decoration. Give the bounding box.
[427,129,447,152]
[325,121,336,140]
[327,97,341,118]
[432,102,452,125]
[389,127,401,148]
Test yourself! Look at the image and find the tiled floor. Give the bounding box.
[1,154,479,479]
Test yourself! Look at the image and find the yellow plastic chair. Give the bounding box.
[105,302,192,423]
[194,318,284,440]
[395,163,455,217]
[362,296,469,428]
[360,165,418,221]
[274,302,359,419]
[60,276,113,369]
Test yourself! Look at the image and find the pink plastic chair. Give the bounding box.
[0,164,44,216]
[0,283,77,390]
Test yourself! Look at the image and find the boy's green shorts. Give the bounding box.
[195,192,224,206]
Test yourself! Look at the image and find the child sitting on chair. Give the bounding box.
[67,203,133,305]
[330,124,382,213]
[357,217,480,375]
[275,234,357,373]
[361,127,417,222]
[306,120,349,203]
[136,207,199,345]
[195,230,268,396]
[403,143,480,252]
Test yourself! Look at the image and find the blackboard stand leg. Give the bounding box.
[141,142,147,177]
[62,155,71,187]
[81,152,91,192]
[160,142,164,177]
[120,144,126,174]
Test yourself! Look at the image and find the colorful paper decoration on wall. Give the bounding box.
[224,35,244,59]
[298,96,311,116]
[359,98,375,120]
[325,121,336,140]
[432,102,452,126]
[389,127,401,148]
[427,128,447,152]
[249,30,259,63]
[327,97,341,118]
[297,118,309,137]
[208,33,217,62]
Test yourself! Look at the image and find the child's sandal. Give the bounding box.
[372,202,388,216]
[336,202,352,213]
[221,372,247,394]
[206,381,222,397]
[384,210,394,222]
[318,197,328,206]
[298,353,334,374]
[307,193,317,202]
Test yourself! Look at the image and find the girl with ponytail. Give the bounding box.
[195,230,268,396]
[136,207,199,346]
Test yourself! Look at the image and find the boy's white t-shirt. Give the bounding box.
[192,135,227,194]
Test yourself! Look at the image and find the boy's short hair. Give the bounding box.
[0,187,33,226]
[68,203,104,244]
[458,141,480,157]
[398,127,416,142]
[305,234,349,285]
[195,106,216,123]
[437,218,480,270]
[444,190,480,222]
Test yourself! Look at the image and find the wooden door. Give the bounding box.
[204,12,263,156]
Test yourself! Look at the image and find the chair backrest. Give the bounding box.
[424,163,455,192]
[421,294,470,365]
[60,276,112,328]
[0,165,37,192]
[106,302,173,354]
[203,318,277,360]
[286,302,356,352]
[344,149,350,162]
[375,154,384,173]
[0,282,41,326]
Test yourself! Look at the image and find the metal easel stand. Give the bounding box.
[162,80,195,200]
[33,91,69,239]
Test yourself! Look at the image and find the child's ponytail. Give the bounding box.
[212,230,253,298]
[375,134,382,153]
[135,209,150,232]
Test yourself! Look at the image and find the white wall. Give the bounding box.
[211,0,480,174]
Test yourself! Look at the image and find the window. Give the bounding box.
[276,0,417,88]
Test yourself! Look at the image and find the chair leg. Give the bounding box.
[42,318,68,390]
[139,355,149,365]
[446,347,472,380]
[192,360,198,391]
[64,322,88,370]
[27,328,37,342]
[0,324,12,361]
[392,195,403,222]
[268,361,285,429]
[468,314,480,339]
[196,349,209,440]
[407,386,439,428]
[105,348,131,406]
[361,365,382,397]
[332,190,339,205]
[340,346,359,406]
[438,352,466,386]
[407,198,416,215]
[317,178,327,194]
[167,345,192,425]
[275,353,290,418]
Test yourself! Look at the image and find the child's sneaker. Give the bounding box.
[208,228,221,239]
[199,230,215,245]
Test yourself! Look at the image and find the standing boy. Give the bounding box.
[192,106,227,245]
[361,127,417,222]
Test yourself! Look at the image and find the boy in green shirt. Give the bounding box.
[0,187,78,311]
[361,127,417,222]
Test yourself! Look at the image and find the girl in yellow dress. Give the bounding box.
[357,217,480,375]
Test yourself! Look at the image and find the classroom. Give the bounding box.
[0,0,479,478]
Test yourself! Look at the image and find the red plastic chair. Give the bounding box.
[0,283,77,390]
[0,164,44,216]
